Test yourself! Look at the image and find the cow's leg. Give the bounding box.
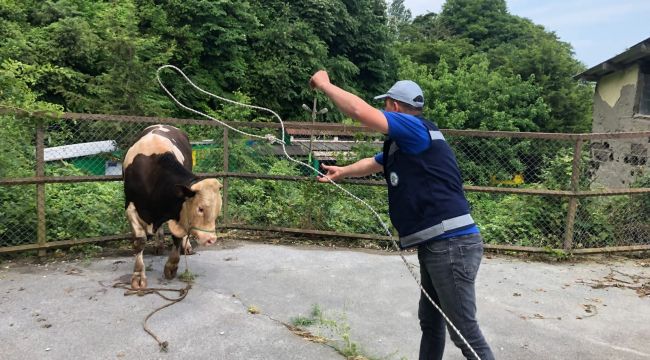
[164,235,182,280]
[154,226,165,255]
[131,237,148,289]
[126,203,148,289]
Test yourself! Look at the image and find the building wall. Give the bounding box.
[591,64,650,188]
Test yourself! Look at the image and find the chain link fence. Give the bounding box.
[1,110,649,254]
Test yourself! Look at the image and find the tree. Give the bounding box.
[487,25,593,132]
[87,1,174,115]
[428,0,593,132]
[340,0,396,97]
[398,55,551,183]
[387,0,412,40]
[439,0,514,48]
[399,12,452,43]
[0,59,62,246]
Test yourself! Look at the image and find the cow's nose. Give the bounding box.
[206,236,217,245]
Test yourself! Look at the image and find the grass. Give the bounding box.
[543,247,573,261]
[69,244,103,257]
[178,268,196,282]
[290,304,406,360]
[68,244,103,265]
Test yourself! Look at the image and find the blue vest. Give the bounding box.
[382,117,474,249]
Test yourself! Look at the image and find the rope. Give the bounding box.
[190,226,216,234]
[113,250,193,352]
[113,281,191,352]
[156,65,482,360]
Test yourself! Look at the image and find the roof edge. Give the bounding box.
[574,37,650,81]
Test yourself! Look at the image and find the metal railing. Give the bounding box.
[1,109,649,254]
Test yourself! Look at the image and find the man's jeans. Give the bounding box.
[417,233,495,360]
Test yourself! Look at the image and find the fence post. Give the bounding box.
[563,139,583,251]
[35,120,47,256]
[221,128,229,225]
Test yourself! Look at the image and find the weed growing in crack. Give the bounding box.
[290,303,405,360]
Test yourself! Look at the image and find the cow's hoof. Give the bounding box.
[164,263,178,280]
[131,274,147,289]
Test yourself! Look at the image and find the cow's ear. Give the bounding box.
[175,184,196,199]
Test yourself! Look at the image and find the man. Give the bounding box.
[310,70,494,360]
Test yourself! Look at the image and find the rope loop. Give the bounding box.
[156,65,482,360]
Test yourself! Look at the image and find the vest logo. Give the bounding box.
[389,171,399,186]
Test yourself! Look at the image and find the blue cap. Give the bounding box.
[374,80,424,108]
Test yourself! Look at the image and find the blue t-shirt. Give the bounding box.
[374,111,479,240]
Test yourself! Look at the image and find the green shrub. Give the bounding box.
[45,163,127,241]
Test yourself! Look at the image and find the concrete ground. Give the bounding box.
[1,239,649,360]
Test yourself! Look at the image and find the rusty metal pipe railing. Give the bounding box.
[1,109,649,254]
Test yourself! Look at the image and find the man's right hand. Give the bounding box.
[310,70,331,91]
[318,164,344,183]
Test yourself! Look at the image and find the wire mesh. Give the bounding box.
[448,135,577,188]
[0,112,649,252]
[226,178,390,235]
[223,127,390,235]
[573,194,650,248]
[0,115,38,247]
[0,184,37,246]
[467,192,567,248]
[44,182,129,242]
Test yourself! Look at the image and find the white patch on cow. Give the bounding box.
[143,124,171,132]
[126,202,150,238]
[123,132,185,168]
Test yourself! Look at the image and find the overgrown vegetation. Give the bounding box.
[1,0,591,128]
[1,0,646,250]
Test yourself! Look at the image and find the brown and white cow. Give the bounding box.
[123,124,222,289]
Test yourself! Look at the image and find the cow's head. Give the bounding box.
[171,178,222,246]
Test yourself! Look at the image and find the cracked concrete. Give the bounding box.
[1,240,649,359]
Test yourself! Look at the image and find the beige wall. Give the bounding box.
[591,64,649,188]
[596,64,639,109]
